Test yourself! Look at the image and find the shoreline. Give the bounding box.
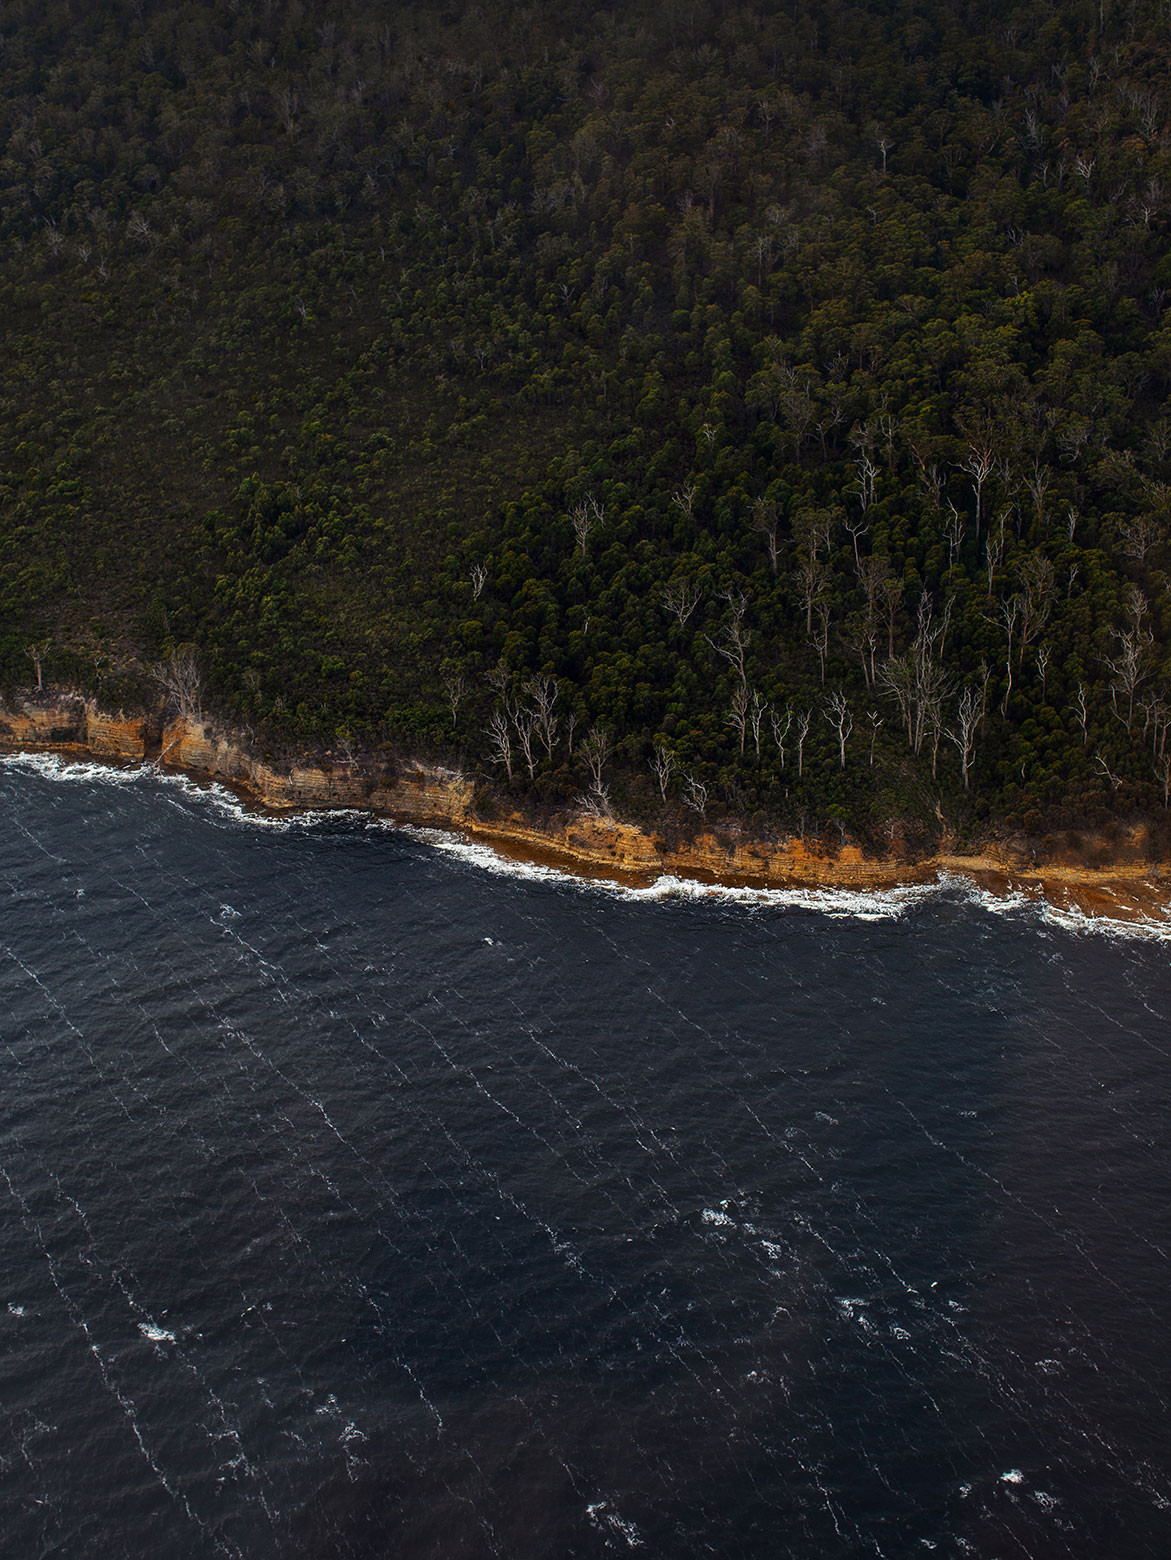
[3,692,1170,928]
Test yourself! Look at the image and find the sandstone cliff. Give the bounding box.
[2,693,1168,922]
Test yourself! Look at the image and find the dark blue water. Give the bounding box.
[2,756,1170,1558]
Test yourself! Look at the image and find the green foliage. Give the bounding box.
[3,0,1171,841]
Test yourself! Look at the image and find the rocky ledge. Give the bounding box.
[2,692,1168,924]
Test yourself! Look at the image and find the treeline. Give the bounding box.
[3,0,1171,845]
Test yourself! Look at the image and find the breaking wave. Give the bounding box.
[4,748,1169,939]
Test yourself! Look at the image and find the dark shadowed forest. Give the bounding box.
[4,0,1171,848]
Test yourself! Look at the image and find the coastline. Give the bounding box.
[2,690,1169,928]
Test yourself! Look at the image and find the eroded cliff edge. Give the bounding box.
[3,691,1169,922]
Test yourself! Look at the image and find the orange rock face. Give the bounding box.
[2,693,1169,922]
[0,697,147,758]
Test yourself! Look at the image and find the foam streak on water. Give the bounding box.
[4,749,1170,939]
[1,757,1171,1558]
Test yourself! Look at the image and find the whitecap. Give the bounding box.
[586,1500,643,1548]
[8,751,1171,937]
[138,1321,176,1344]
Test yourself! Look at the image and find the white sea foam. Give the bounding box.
[7,750,1171,937]
[940,869,1171,942]
[836,1297,877,1332]
[586,1501,644,1548]
[1,751,157,787]
[0,750,353,831]
[138,1321,176,1344]
[1000,1468,1025,1485]
[397,822,942,918]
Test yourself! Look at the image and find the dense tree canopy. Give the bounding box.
[3,0,1171,849]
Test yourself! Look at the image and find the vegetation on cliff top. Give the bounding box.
[4,0,1171,850]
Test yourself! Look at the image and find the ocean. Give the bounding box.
[2,753,1170,1558]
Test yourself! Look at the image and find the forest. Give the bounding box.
[3,0,1171,851]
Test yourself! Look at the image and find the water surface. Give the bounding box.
[2,756,1170,1557]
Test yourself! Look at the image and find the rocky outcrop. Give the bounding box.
[0,695,150,759]
[2,693,1169,920]
[157,714,474,820]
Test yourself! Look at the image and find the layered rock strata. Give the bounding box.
[1,694,1167,919]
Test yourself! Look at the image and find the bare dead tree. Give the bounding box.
[486,660,511,701]
[486,706,514,780]
[944,501,966,569]
[794,504,834,565]
[1016,554,1056,659]
[1125,582,1149,632]
[750,497,782,574]
[1037,643,1051,700]
[1024,458,1053,529]
[705,591,752,692]
[651,742,677,801]
[1105,621,1153,727]
[797,556,830,638]
[469,562,488,599]
[571,494,605,555]
[914,456,945,509]
[1074,682,1090,745]
[151,645,202,720]
[880,572,904,657]
[844,512,870,572]
[812,591,832,684]
[671,482,697,521]
[661,575,701,628]
[877,405,899,470]
[857,553,892,680]
[681,771,708,815]
[525,674,560,758]
[1158,752,1171,809]
[24,639,51,691]
[944,677,988,790]
[1141,694,1171,762]
[795,707,812,777]
[1094,750,1123,791]
[866,708,883,765]
[770,705,793,768]
[850,443,879,516]
[877,653,914,741]
[487,662,538,776]
[513,702,538,778]
[879,596,953,751]
[985,510,1009,595]
[578,784,613,819]
[958,421,996,542]
[727,683,750,754]
[749,690,769,757]
[983,594,1022,715]
[824,690,853,768]
[580,725,613,792]
[441,665,469,730]
[844,611,879,690]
